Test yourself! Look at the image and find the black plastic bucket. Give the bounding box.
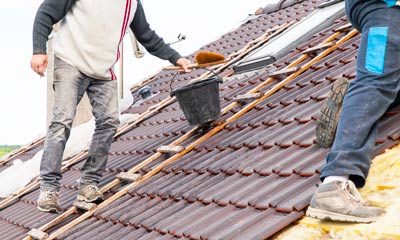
[171,77,222,126]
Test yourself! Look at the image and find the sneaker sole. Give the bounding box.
[77,195,104,203]
[316,77,350,148]
[37,205,61,214]
[306,206,380,223]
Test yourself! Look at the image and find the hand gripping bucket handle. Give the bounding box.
[170,69,223,126]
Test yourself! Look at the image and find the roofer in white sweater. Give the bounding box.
[31,0,191,213]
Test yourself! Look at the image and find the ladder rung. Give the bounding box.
[334,23,353,32]
[302,42,335,54]
[234,93,264,102]
[157,145,185,154]
[73,201,97,211]
[28,229,48,240]
[116,172,143,182]
[199,118,226,128]
[211,118,226,126]
[269,67,300,78]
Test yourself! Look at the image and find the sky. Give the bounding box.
[0,0,267,145]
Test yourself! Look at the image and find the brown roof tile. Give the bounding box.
[4,0,400,239]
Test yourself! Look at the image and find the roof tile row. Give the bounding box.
[4,0,400,239]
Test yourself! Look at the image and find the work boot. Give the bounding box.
[37,190,61,213]
[316,77,350,148]
[306,180,385,223]
[77,184,104,203]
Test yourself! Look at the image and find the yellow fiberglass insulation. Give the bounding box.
[273,145,400,240]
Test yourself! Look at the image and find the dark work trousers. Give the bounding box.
[321,0,400,187]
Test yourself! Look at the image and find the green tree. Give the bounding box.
[0,145,20,158]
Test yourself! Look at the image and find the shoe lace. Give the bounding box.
[85,185,100,193]
[341,180,366,204]
[44,190,59,201]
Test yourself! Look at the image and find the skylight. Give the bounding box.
[233,0,345,73]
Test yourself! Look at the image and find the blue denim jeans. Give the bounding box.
[321,1,400,188]
[40,57,120,191]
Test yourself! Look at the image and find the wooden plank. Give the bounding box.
[157,145,185,154]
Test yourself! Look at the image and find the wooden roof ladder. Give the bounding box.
[23,25,358,240]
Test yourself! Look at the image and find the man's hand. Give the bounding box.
[31,54,48,77]
[176,57,192,73]
[255,7,264,15]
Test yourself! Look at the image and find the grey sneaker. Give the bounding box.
[77,184,104,203]
[316,77,350,148]
[306,180,385,223]
[37,190,61,213]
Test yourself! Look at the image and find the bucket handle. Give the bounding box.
[169,68,223,96]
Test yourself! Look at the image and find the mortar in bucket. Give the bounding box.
[171,76,223,126]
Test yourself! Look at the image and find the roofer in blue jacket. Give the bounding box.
[31,0,191,213]
[305,0,400,222]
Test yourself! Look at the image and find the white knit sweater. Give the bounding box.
[54,0,138,80]
[33,0,181,80]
